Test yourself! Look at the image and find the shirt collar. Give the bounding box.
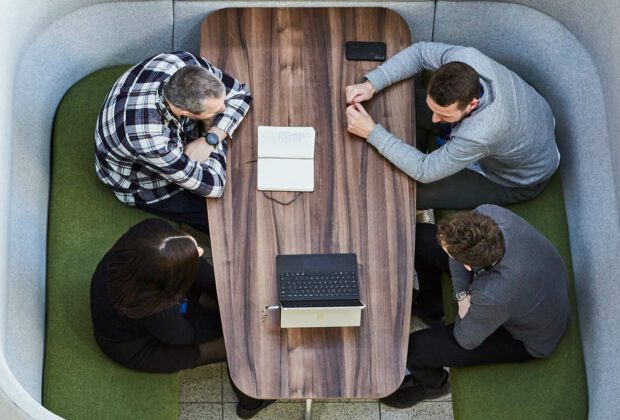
[473,79,491,113]
[472,254,503,276]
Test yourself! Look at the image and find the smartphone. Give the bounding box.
[345,41,387,62]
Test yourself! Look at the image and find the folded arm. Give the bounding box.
[364,42,460,92]
[195,57,252,138]
[367,125,489,183]
[135,134,227,198]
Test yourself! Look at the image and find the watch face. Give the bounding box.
[454,291,468,301]
[206,133,219,145]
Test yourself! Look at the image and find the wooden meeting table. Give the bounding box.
[201,7,417,406]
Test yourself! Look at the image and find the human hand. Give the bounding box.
[345,81,376,104]
[185,138,216,163]
[457,294,472,319]
[346,103,376,139]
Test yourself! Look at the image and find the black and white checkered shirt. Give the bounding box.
[95,51,252,205]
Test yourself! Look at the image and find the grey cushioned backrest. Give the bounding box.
[2,0,620,418]
[6,0,172,407]
[475,0,620,214]
[173,1,436,54]
[434,2,620,418]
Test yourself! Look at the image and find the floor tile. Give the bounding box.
[223,401,382,420]
[223,401,305,419]
[311,402,380,419]
[328,398,378,403]
[381,401,453,419]
[179,403,223,420]
[221,363,238,403]
[179,363,223,403]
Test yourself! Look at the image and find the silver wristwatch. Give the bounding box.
[453,291,470,302]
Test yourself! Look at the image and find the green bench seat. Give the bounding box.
[437,173,589,419]
[44,67,179,419]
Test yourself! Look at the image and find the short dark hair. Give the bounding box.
[107,218,199,318]
[436,211,505,267]
[163,65,225,113]
[427,62,481,110]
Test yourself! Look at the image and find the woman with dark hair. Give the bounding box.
[90,218,272,417]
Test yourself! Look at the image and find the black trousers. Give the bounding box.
[410,223,534,386]
[413,88,548,210]
[135,189,210,234]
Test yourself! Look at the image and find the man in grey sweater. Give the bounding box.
[382,205,570,408]
[345,42,559,209]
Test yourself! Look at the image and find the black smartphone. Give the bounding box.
[345,41,387,62]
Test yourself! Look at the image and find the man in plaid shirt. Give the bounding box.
[95,51,252,233]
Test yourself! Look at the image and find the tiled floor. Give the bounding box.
[178,317,453,420]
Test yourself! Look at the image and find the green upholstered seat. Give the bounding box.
[44,67,179,420]
[437,173,588,419]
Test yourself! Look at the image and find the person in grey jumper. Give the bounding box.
[381,205,570,408]
[345,42,559,209]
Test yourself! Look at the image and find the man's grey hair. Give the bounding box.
[163,65,225,113]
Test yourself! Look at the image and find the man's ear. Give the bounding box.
[469,97,479,111]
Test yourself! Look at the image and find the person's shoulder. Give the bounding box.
[139,52,203,74]
[442,46,504,80]
[474,204,520,223]
[123,88,163,121]
[165,51,213,68]
[128,125,176,153]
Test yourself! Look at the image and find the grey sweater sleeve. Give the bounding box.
[453,293,509,349]
[365,42,458,92]
[367,125,489,183]
[449,258,473,294]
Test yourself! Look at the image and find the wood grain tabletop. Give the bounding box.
[201,7,416,399]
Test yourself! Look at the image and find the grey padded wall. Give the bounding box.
[434,2,620,419]
[173,1,435,55]
[1,0,619,418]
[1,0,172,414]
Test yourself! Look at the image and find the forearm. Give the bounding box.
[365,42,454,92]
[452,296,507,350]
[141,142,228,198]
[208,126,227,140]
[194,142,228,198]
[212,79,252,137]
[367,125,459,183]
[368,124,490,183]
[449,259,473,294]
[143,310,204,346]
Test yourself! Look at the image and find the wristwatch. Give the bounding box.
[205,132,219,146]
[453,291,470,302]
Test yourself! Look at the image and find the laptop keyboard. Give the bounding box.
[279,271,358,299]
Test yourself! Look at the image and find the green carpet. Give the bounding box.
[44,67,179,420]
[438,173,588,419]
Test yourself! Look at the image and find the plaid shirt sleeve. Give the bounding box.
[194,56,252,137]
[132,130,228,198]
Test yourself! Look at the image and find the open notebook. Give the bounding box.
[257,126,315,192]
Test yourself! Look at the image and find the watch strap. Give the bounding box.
[454,290,470,302]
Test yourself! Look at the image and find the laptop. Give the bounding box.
[276,253,365,328]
